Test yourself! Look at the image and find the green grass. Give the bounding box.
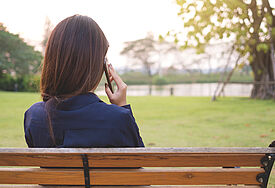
[0,91,274,186]
[132,96,274,147]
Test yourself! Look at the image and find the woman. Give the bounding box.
[24,15,144,148]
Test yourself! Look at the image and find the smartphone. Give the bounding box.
[103,58,114,93]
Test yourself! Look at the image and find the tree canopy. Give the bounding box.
[171,0,275,99]
[121,33,177,77]
[0,23,42,77]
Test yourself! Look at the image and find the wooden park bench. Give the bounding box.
[0,147,274,188]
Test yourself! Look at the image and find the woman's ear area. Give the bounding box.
[90,67,105,93]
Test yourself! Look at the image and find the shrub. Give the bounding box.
[0,74,40,92]
[152,76,168,85]
[0,74,16,91]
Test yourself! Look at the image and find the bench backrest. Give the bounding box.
[0,147,274,187]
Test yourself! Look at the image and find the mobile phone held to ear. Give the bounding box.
[104,58,114,93]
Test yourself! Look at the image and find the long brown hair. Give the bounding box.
[40,15,109,146]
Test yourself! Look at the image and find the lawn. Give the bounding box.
[0,91,274,185]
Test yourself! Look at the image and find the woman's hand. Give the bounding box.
[105,64,127,106]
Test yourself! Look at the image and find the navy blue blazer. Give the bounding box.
[24,92,144,148]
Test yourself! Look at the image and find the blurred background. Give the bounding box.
[1,0,275,98]
[1,0,275,185]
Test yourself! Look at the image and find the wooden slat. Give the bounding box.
[0,147,274,154]
[0,168,263,185]
[0,186,261,188]
[0,153,264,167]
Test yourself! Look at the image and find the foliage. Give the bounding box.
[0,74,16,91]
[120,71,253,85]
[121,33,177,77]
[121,34,154,77]
[120,72,152,85]
[0,74,40,92]
[169,0,275,99]
[152,76,168,85]
[173,0,274,57]
[41,17,53,55]
[16,75,40,92]
[0,23,42,77]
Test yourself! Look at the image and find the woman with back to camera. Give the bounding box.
[24,15,144,148]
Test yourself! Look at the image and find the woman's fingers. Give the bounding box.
[108,64,124,89]
[105,64,127,106]
[105,83,113,99]
[109,76,113,82]
[108,66,112,81]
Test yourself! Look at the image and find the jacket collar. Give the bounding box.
[56,92,103,111]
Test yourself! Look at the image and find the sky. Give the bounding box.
[1,0,275,70]
[0,0,182,68]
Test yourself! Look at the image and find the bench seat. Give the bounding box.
[0,147,274,187]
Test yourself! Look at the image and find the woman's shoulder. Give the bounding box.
[24,101,46,124]
[26,101,45,113]
[82,92,133,120]
[98,102,129,113]
[96,102,132,119]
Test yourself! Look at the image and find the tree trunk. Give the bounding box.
[217,54,241,98]
[250,50,275,99]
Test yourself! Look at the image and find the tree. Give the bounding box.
[121,33,156,77]
[0,23,42,77]
[41,17,53,55]
[121,33,177,77]
[172,0,275,99]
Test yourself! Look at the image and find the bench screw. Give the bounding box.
[262,161,268,166]
[258,177,263,183]
[186,174,193,179]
